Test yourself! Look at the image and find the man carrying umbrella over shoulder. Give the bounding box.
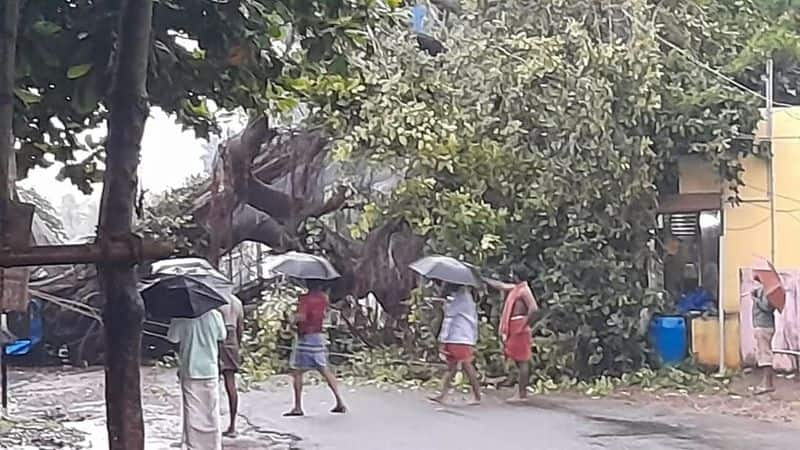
[410,256,482,406]
[751,258,785,395]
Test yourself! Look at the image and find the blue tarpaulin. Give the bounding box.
[676,288,715,315]
[5,299,42,356]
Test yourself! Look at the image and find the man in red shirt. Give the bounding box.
[284,279,346,416]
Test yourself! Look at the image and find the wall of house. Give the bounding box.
[680,106,800,368]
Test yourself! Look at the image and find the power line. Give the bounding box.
[616,7,798,109]
[748,202,800,214]
[745,184,800,206]
[726,216,770,232]
[776,107,800,121]
[723,204,800,230]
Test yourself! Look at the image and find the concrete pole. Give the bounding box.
[767,58,776,264]
[718,232,725,374]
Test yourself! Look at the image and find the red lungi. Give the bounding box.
[504,318,532,362]
[441,343,475,364]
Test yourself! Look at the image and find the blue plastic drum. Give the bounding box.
[649,315,688,366]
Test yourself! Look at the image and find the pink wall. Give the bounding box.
[739,268,800,371]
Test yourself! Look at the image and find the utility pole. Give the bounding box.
[720,58,776,375]
[767,58,776,264]
[0,0,22,414]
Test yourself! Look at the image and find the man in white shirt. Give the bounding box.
[168,309,226,450]
[429,282,481,405]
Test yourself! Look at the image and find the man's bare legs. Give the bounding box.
[507,361,530,403]
[318,366,347,413]
[430,362,459,404]
[462,361,482,405]
[284,368,346,415]
[796,357,800,383]
[284,370,305,416]
[222,371,239,436]
[756,365,776,394]
[430,361,481,405]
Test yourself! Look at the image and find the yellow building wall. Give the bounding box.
[690,316,740,367]
[679,106,800,368]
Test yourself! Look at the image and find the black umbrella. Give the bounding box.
[140,274,228,319]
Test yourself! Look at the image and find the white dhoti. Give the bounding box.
[180,377,221,450]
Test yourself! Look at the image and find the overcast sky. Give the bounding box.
[19,108,207,207]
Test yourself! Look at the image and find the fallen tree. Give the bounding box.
[191,117,424,316]
[20,118,424,365]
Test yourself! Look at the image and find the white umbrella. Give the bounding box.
[409,255,480,287]
[264,251,340,280]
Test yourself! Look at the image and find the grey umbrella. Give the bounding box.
[264,251,341,280]
[409,255,480,287]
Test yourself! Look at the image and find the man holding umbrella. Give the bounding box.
[265,252,347,416]
[167,306,227,449]
[410,256,482,405]
[752,259,785,395]
[144,259,231,449]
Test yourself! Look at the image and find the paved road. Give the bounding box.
[237,383,800,450]
[8,367,800,449]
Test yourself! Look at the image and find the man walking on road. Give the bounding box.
[219,294,245,437]
[487,278,539,403]
[430,281,482,406]
[284,279,347,416]
[168,309,227,450]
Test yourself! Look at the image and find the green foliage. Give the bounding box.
[136,175,208,256]
[342,347,441,389]
[13,0,376,192]
[341,346,731,395]
[306,0,784,380]
[239,284,299,381]
[535,366,731,396]
[617,366,731,394]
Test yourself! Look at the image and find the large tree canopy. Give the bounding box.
[130,0,800,379]
[13,0,372,192]
[286,0,792,378]
[20,0,800,383]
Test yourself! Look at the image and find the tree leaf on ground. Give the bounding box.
[13,88,42,105]
[66,64,93,80]
[32,20,62,36]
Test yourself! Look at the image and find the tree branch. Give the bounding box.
[229,204,299,252]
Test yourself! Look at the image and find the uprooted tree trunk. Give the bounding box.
[97,1,153,448]
[194,120,424,318]
[29,115,424,363]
